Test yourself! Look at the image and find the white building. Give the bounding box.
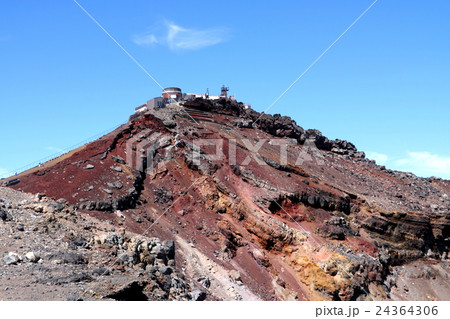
[136,86,232,113]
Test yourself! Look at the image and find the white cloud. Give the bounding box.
[366,151,388,165]
[364,150,450,179]
[133,21,228,51]
[166,22,226,50]
[394,151,450,179]
[132,34,158,46]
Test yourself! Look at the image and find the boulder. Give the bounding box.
[47,251,88,264]
[112,155,126,164]
[197,276,211,288]
[25,252,40,263]
[162,240,175,260]
[73,237,89,248]
[229,270,242,282]
[160,266,173,275]
[97,233,124,247]
[105,280,148,301]
[0,208,12,221]
[162,119,177,128]
[190,290,207,301]
[92,268,110,276]
[3,252,21,265]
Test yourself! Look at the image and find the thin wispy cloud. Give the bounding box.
[394,151,450,179]
[132,34,158,46]
[133,21,228,51]
[367,150,450,179]
[366,152,450,179]
[166,23,226,50]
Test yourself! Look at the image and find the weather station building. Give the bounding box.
[161,87,183,100]
[136,85,234,113]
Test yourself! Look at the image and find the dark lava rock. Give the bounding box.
[47,251,88,264]
[92,268,110,276]
[154,187,173,204]
[197,276,211,289]
[190,290,207,301]
[112,155,126,164]
[231,118,253,128]
[160,266,173,275]
[162,240,175,260]
[318,216,354,240]
[73,237,89,248]
[0,208,12,221]
[48,203,64,212]
[183,98,246,117]
[105,280,149,301]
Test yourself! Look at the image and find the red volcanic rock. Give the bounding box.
[6,98,450,301]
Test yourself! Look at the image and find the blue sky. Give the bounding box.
[0,0,449,179]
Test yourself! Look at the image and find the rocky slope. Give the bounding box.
[2,98,449,300]
[0,187,203,301]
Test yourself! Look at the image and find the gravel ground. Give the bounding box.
[0,187,193,301]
